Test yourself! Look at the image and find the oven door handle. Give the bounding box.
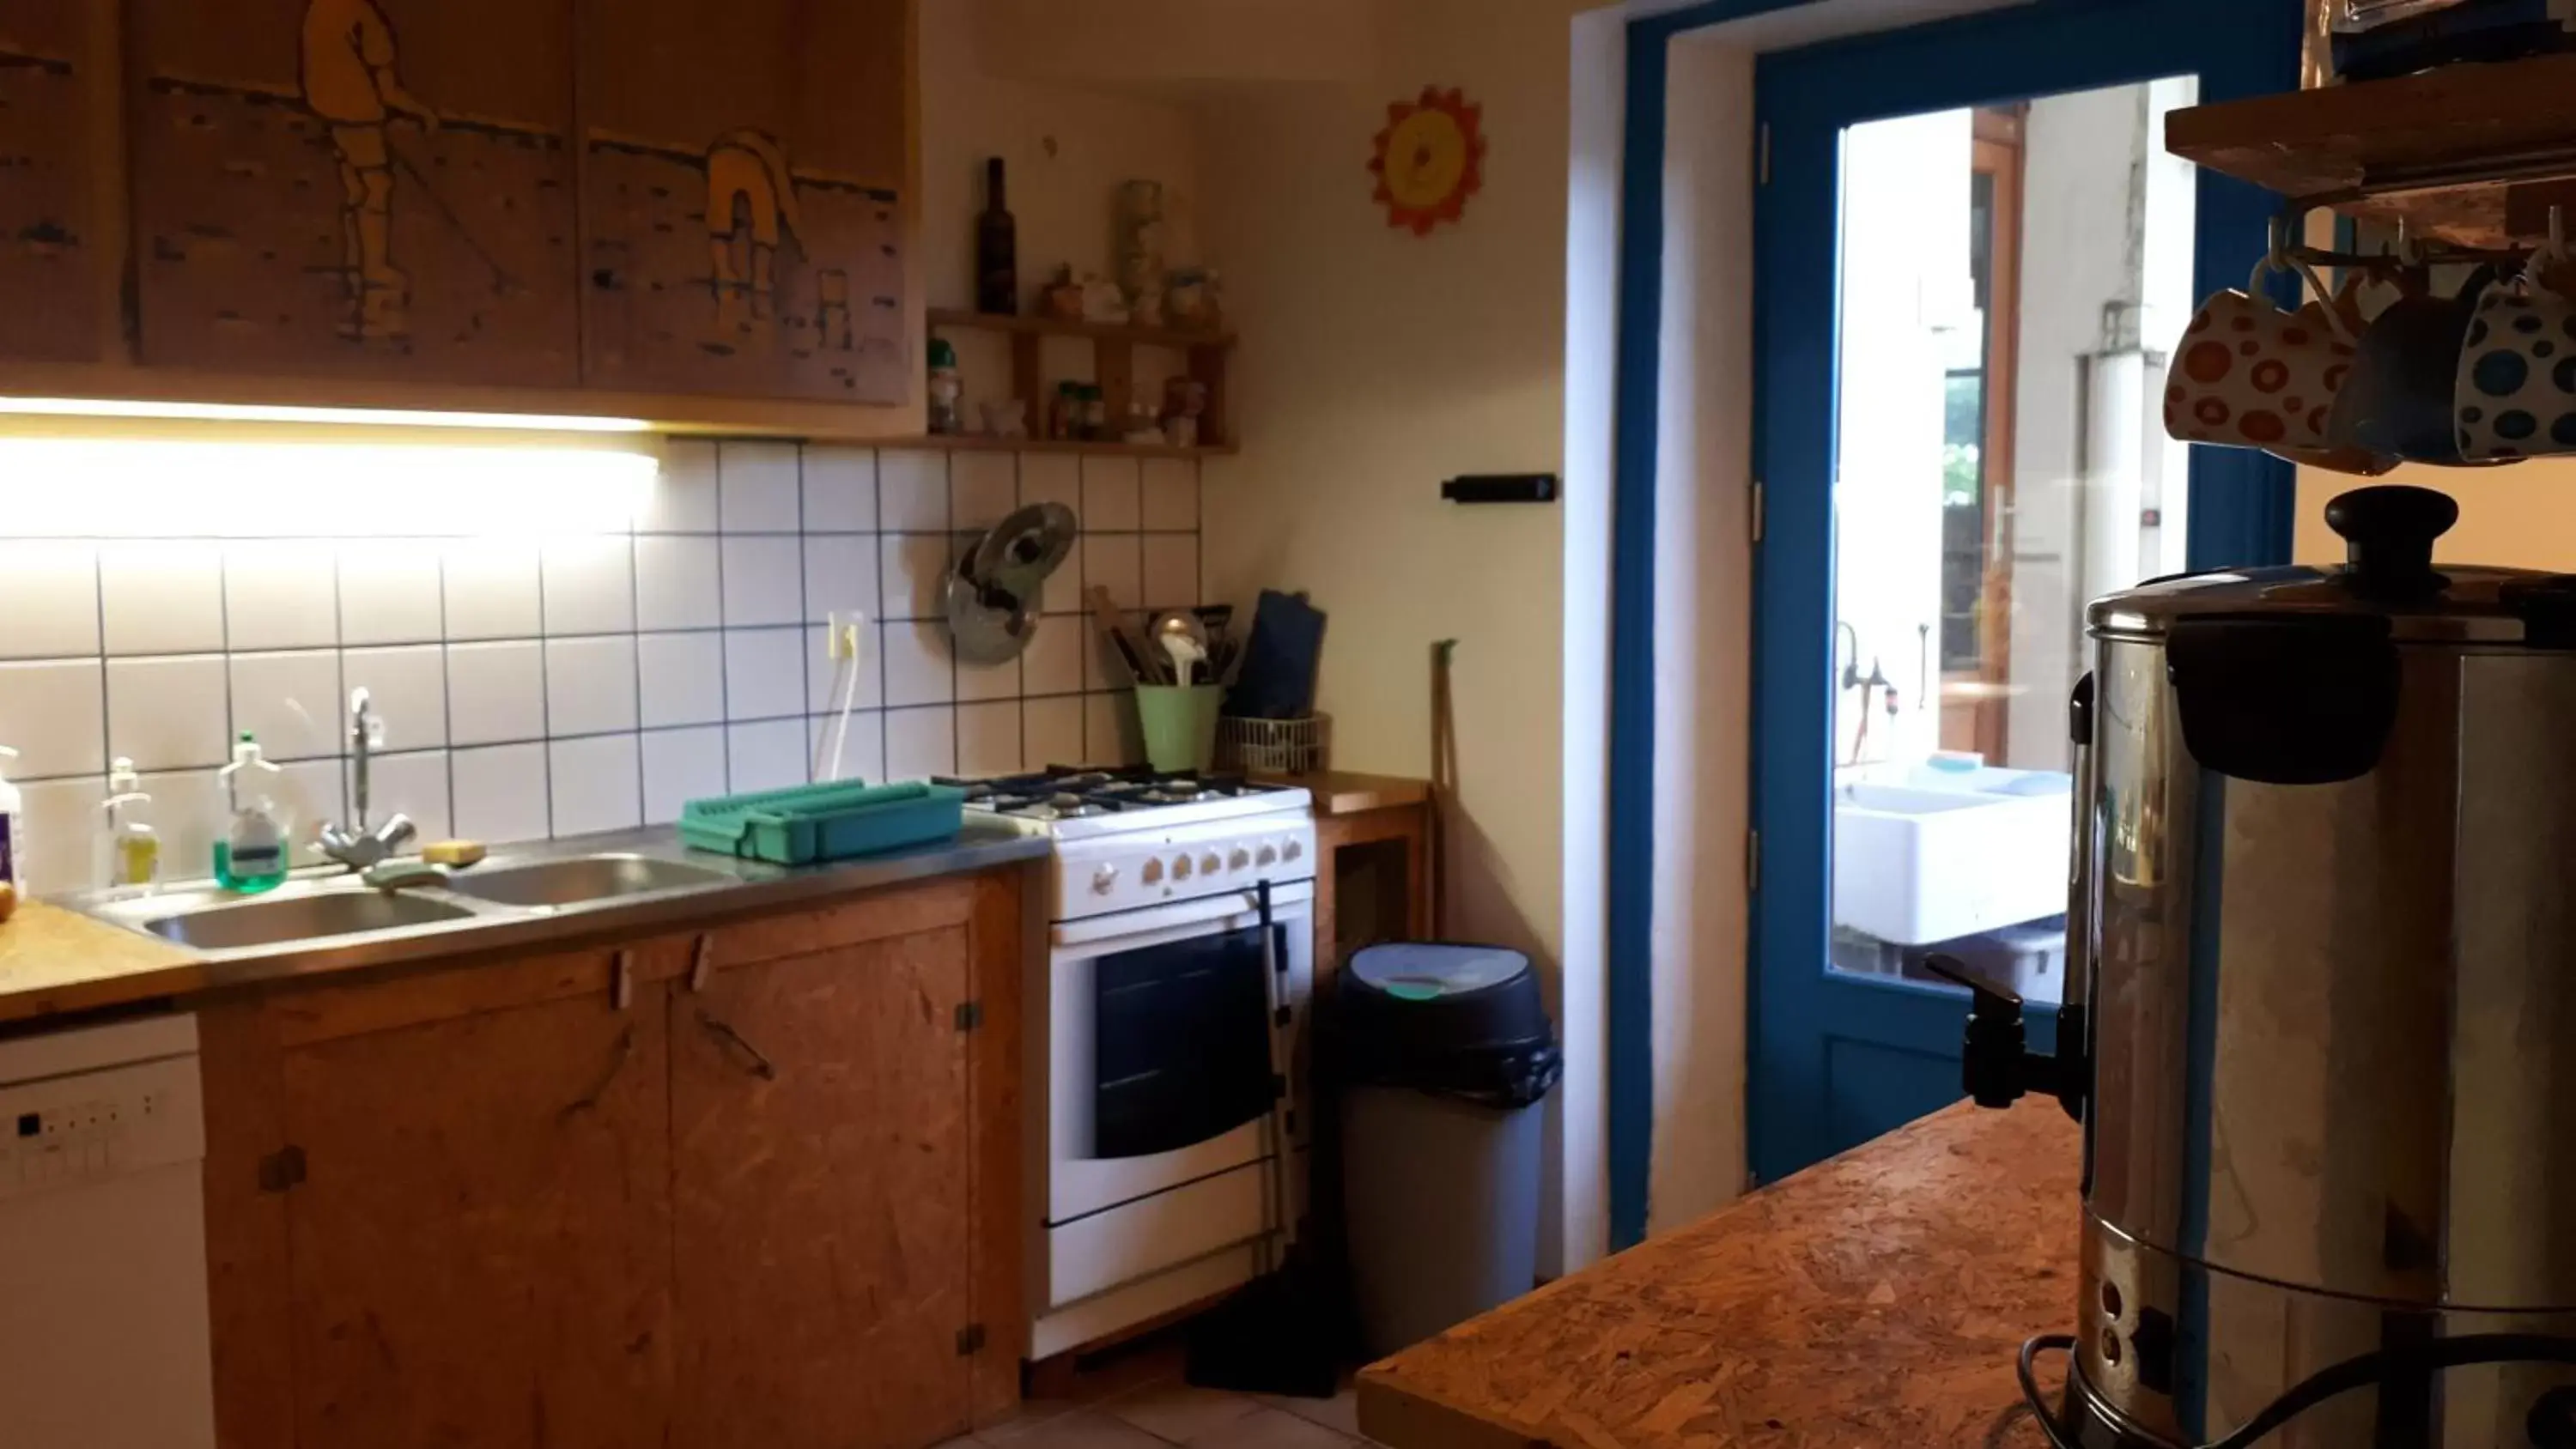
[1052,879,1316,949]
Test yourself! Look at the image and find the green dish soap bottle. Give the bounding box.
[214,732,290,894]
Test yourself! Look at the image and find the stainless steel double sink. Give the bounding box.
[80,845,759,957]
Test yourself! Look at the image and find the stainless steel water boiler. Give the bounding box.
[1947,487,2576,1449]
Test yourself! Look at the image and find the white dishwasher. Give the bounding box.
[0,1013,215,1449]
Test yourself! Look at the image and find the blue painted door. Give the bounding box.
[1746,0,2300,1184]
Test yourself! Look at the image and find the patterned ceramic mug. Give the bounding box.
[2454,268,2576,462]
[2166,269,2358,453]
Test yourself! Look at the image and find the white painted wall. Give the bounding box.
[1196,0,1603,1272]
[916,3,1207,419]
[1644,29,1754,1235]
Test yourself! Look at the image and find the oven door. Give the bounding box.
[1047,881,1315,1225]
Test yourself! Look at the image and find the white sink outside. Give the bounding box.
[1832,782,2069,947]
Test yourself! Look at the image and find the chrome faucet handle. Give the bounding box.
[375,813,416,850]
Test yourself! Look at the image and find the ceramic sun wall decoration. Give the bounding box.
[1370,86,1485,237]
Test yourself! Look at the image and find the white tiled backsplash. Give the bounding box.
[0,437,1200,895]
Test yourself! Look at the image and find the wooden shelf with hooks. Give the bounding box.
[2166,52,2576,250]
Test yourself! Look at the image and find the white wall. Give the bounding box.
[1196,0,1601,1270]
[917,3,1208,421]
[1643,30,1754,1234]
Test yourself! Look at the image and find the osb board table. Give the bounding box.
[1357,1101,2084,1449]
[0,900,200,1027]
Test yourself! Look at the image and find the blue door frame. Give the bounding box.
[1607,0,2304,1243]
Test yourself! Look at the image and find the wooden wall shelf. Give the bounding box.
[927,308,1236,351]
[2166,52,2576,249]
[927,307,1236,452]
[889,434,1237,460]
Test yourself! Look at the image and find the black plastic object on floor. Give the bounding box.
[1185,879,1352,1400]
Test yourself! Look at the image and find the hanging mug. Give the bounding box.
[2455,234,2576,461]
[2333,262,2503,466]
[2166,254,2359,454]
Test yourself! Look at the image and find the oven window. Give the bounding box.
[1092,924,1281,1161]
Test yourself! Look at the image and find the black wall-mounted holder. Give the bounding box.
[1442,474,1559,505]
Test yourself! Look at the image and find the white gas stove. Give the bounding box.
[942,767,1317,1359]
[939,768,1318,922]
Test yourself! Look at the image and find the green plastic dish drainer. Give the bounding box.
[677,780,968,865]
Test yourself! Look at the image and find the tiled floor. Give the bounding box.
[951,1345,1381,1449]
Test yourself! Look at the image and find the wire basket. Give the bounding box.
[1217,714,1330,776]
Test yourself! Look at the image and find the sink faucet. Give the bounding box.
[319,688,416,871]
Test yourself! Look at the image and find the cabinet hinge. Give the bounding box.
[956,1324,987,1355]
[1750,480,1765,544]
[1746,829,1762,896]
[954,1000,983,1033]
[258,1145,307,1194]
[1759,123,1771,186]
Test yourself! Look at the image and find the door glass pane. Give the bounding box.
[1827,78,2199,1006]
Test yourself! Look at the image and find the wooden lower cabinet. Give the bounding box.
[282,988,673,1447]
[671,927,972,1449]
[201,868,1029,1449]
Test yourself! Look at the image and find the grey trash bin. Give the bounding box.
[1334,942,1562,1357]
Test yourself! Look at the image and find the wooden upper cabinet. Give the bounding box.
[577,0,912,403]
[671,925,973,1449]
[0,2,106,362]
[276,986,672,1448]
[128,0,581,385]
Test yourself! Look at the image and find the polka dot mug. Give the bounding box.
[2166,285,2357,454]
[2454,278,2576,462]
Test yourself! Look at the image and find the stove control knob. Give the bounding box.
[1283,839,1304,862]
[1229,848,1251,871]
[1256,845,1279,867]
[1173,854,1194,880]
[1200,852,1223,876]
[1091,865,1119,895]
[1140,858,1163,885]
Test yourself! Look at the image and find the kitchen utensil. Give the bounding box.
[970,502,1079,601]
[1947,484,2576,1448]
[945,562,1040,666]
[1230,590,1327,719]
[1084,585,1157,683]
[1430,639,1456,938]
[1159,630,1206,687]
[1149,608,1208,655]
[2330,263,2506,464]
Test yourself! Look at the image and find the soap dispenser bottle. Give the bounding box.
[100,757,161,896]
[215,732,290,894]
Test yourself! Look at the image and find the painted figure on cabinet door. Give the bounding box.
[0,2,102,363]
[300,0,440,342]
[584,125,900,400]
[131,0,579,385]
[704,128,798,330]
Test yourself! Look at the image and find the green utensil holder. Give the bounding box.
[1134,685,1224,773]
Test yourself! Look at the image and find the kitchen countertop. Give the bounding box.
[1356,1101,2083,1449]
[1254,772,1430,816]
[0,822,1050,1030]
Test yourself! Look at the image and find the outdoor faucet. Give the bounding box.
[319,687,416,872]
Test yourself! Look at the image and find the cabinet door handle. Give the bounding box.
[696,1008,778,1081]
[561,1025,638,1124]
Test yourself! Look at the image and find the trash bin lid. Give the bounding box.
[1334,943,1560,1107]
[1349,943,1527,1001]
